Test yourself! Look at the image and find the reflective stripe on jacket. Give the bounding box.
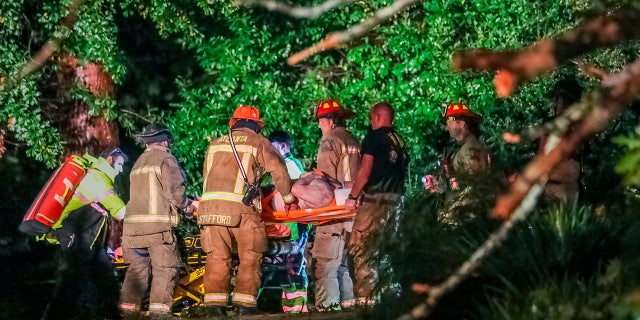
[124,145,190,236]
[54,156,125,229]
[198,127,293,224]
[317,127,361,184]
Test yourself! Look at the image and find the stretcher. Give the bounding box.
[260,188,356,226]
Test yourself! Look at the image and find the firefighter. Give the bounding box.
[42,148,128,320]
[345,102,409,305]
[119,123,197,319]
[443,102,489,179]
[424,102,489,192]
[312,99,359,311]
[428,102,491,223]
[198,106,300,316]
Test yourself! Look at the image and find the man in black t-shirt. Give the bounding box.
[344,102,409,305]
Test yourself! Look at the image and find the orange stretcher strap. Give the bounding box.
[261,205,355,225]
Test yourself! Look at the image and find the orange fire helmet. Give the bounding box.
[229,105,265,128]
[315,99,355,120]
[443,102,482,124]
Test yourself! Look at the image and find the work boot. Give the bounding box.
[121,310,143,320]
[147,312,174,319]
[233,305,265,316]
[203,306,227,317]
[183,305,227,318]
[316,303,342,312]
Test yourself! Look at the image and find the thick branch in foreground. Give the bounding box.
[0,129,5,159]
[506,94,594,143]
[238,0,354,19]
[287,0,421,65]
[401,57,640,319]
[452,4,640,86]
[493,68,640,218]
[0,0,84,93]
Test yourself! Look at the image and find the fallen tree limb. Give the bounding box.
[237,0,354,19]
[452,4,640,91]
[287,0,421,65]
[0,0,84,93]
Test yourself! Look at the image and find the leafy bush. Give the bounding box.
[369,190,640,319]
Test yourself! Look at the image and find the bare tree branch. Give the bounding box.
[452,4,640,91]
[287,0,421,65]
[579,61,608,80]
[506,95,593,143]
[495,59,640,219]
[120,108,154,123]
[0,0,84,93]
[237,0,355,19]
[0,129,5,159]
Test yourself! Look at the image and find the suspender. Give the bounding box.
[228,129,264,207]
[228,129,250,186]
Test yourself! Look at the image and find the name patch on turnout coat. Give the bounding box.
[198,213,241,227]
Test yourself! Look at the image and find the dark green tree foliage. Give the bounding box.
[162,0,581,192]
[2,0,636,190]
[0,149,56,319]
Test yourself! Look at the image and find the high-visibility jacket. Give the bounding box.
[124,144,191,236]
[53,156,126,230]
[317,127,361,184]
[198,127,294,225]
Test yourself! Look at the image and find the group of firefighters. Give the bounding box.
[39,92,578,319]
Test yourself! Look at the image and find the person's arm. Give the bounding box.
[83,171,126,220]
[161,156,193,213]
[99,191,126,220]
[338,139,361,185]
[345,154,374,210]
[260,141,299,212]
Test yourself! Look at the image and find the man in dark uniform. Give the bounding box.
[345,102,409,305]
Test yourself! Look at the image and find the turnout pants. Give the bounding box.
[201,213,268,308]
[350,193,399,302]
[119,230,180,315]
[312,221,355,309]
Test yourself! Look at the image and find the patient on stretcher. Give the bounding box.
[265,170,350,212]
